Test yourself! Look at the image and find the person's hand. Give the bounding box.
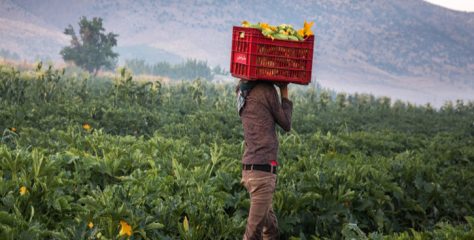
[275,82,287,88]
[275,82,289,99]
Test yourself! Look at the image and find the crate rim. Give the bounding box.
[232,26,315,43]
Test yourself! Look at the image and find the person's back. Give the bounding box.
[240,82,292,165]
[238,80,293,240]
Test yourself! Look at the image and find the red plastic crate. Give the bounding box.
[230,26,315,85]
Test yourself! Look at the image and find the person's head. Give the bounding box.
[236,79,248,94]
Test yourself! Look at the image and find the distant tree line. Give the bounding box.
[125,58,214,80]
[0,49,20,60]
[211,65,228,75]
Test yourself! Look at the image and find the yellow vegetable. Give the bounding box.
[262,29,274,36]
[241,20,314,41]
[273,33,289,40]
[288,35,299,41]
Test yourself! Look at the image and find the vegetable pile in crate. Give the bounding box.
[230,21,315,85]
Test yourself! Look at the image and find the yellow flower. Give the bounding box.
[82,123,91,131]
[119,220,132,237]
[11,127,17,132]
[241,20,250,27]
[259,22,271,31]
[297,28,305,38]
[303,20,314,37]
[19,186,27,196]
[88,221,94,229]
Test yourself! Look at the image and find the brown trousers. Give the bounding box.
[241,170,279,240]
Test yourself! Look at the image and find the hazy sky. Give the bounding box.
[424,0,474,12]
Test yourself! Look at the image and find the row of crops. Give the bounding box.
[1,63,474,239]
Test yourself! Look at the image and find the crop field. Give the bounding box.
[0,64,473,239]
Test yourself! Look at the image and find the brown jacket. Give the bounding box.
[240,82,293,165]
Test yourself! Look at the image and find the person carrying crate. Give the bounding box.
[237,79,293,240]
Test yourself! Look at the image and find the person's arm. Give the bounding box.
[268,83,293,132]
[280,84,289,101]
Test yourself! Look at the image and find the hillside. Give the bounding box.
[0,0,473,105]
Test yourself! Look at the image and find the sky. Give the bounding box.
[423,0,474,12]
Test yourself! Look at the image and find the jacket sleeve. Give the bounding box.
[268,87,293,132]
